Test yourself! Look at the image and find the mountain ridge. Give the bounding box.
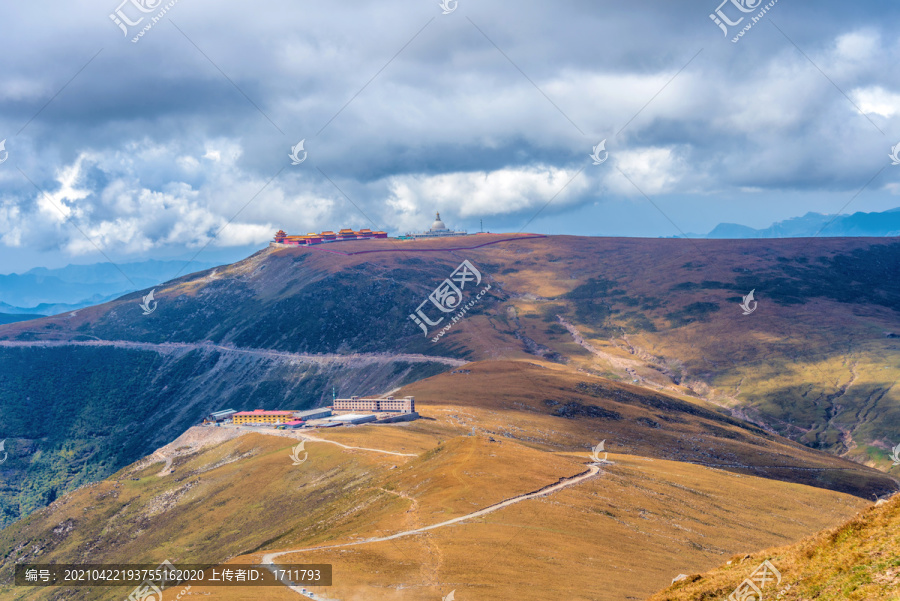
[699,207,900,238]
[0,259,219,314]
[1,234,898,529]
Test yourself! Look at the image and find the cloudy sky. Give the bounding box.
[2,0,900,273]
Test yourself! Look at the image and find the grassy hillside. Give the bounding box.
[648,493,900,601]
[482,237,900,467]
[1,235,898,525]
[0,396,876,601]
[397,361,897,498]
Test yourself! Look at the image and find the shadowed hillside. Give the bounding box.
[0,344,453,528]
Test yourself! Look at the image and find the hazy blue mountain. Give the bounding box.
[23,259,215,284]
[0,313,43,325]
[0,260,218,312]
[0,296,124,316]
[705,208,900,239]
[0,274,152,308]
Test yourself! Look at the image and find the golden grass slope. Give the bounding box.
[0,361,891,601]
[398,360,897,498]
[648,493,900,601]
[197,450,869,601]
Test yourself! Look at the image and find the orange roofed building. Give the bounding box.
[232,409,295,425]
[272,228,387,246]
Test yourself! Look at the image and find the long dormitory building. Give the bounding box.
[333,396,415,413]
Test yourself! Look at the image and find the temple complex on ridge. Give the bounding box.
[272,212,469,245]
[271,228,388,246]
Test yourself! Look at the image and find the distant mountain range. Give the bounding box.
[0,313,39,325]
[0,259,217,315]
[698,207,900,238]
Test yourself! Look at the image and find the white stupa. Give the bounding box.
[407,212,467,238]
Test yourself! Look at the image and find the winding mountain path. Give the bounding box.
[260,463,604,596]
[0,339,467,367]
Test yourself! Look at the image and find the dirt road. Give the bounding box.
[0,339,467,367]
[260,463,604,596]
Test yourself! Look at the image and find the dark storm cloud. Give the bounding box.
[2,0,900,270]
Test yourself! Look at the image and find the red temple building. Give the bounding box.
[273,228,388,246]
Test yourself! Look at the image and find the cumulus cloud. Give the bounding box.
[0,1,899,269]
[384,165,591,231]
[8,139,344,257]
[609,147,688,196]
[852,86,900,118]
